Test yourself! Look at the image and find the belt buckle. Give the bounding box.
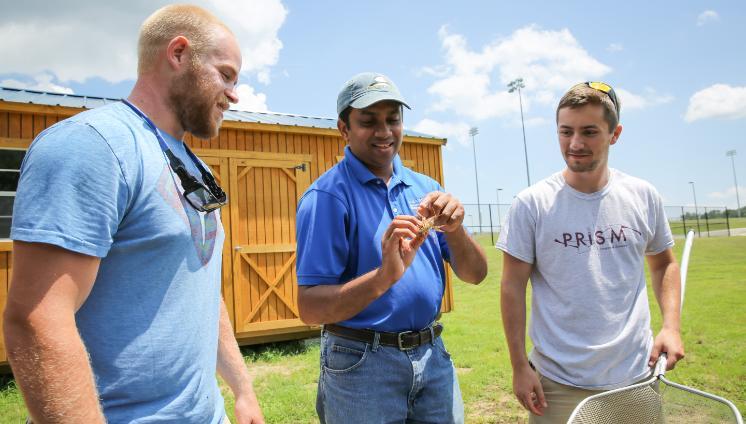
[397,331,416,351]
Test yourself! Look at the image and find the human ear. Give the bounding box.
[166,36,190,70]
[337,119,351,143]
[610,124,623,145]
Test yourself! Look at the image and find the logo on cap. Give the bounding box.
[337,72,411,116]
[370,76,391,90]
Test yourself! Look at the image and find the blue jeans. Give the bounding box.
[316,329,464,424]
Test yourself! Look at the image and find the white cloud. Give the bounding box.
[0,73,74,94]
[0,0,285,99]
[685,84,746,122]
[256,70,271,85]
[616,88,646,110]
[518,117,550,128]
[697,10,719,26]
[210,0,286,81]
[233,84,268,112]
[417,65,451,78]
[607,43,624,52]
[424,25,611,122]
[708,186,746,207]
[0,19,137,83]
[616,87,674,111]
[412,119,471,149]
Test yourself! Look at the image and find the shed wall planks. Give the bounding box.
[0,101,450,364]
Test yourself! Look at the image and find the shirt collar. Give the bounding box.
[343,145,412,187]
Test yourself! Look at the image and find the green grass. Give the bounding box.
[668,216,746,234]
[648,236,746,411]
[1,236,744,423]
[0,378,25,423]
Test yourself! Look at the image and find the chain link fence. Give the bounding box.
[461,203,508,246]
[462,203,743,245]
[664,205,741,238]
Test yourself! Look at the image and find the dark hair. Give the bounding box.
[339,106,352,127]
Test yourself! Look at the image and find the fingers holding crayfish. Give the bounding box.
[380,216,424,283]
[384,216,422,251]
[417,191,464,232]
[416,192,441,218]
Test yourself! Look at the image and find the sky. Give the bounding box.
[2,0,745,213]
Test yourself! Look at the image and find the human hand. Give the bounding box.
[416,191,465,233]
[512,364,547,416]
[649,327,685,370]
[379,215,426,284]
[233,390,265,424]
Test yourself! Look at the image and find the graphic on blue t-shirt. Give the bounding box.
[155,165,219,265]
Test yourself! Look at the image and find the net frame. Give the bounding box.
[567,355,744,423]
[567,230,744,424]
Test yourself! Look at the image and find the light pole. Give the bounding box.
[726,150,741,217]
[508,78,531,187]
[495,188,503,231]
[689,181,701,235]
[469,127,482,233]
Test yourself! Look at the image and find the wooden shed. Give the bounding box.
[0,86,452,366]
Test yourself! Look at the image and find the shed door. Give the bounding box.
[229,157,311,335]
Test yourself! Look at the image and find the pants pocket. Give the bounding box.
[323,338,368,373]
[434,337,452,360]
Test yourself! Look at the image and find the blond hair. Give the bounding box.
[556,84,620,132]
[137,4,231,74]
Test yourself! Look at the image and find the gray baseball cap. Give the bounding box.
[336,72,411,116]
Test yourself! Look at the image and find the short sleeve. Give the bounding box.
[295,190,350,285]
[645,188,674,255]
[495,196,536,264]
[10,121,129,257]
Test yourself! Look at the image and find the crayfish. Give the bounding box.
[417,214,444,238]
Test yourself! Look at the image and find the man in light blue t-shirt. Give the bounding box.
[3,5,264,424]
[498,82,685,423]
[295,72,488,423]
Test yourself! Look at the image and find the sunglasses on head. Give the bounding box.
[122,100,227,213]
[585,81,620,118]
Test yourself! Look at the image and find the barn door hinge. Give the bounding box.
[294,163,307,172]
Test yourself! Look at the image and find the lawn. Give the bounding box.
[1,236,744,423]
[668,216,746,236]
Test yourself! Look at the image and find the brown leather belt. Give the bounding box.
[324,323,443,351]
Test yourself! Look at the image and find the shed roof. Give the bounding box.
[0,86,441,140]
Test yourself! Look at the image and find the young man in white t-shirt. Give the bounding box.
[497,82,685,423]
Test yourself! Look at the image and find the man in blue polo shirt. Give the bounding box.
[295,72,488,423]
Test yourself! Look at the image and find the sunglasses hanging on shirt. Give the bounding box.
[122,99,228,213]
